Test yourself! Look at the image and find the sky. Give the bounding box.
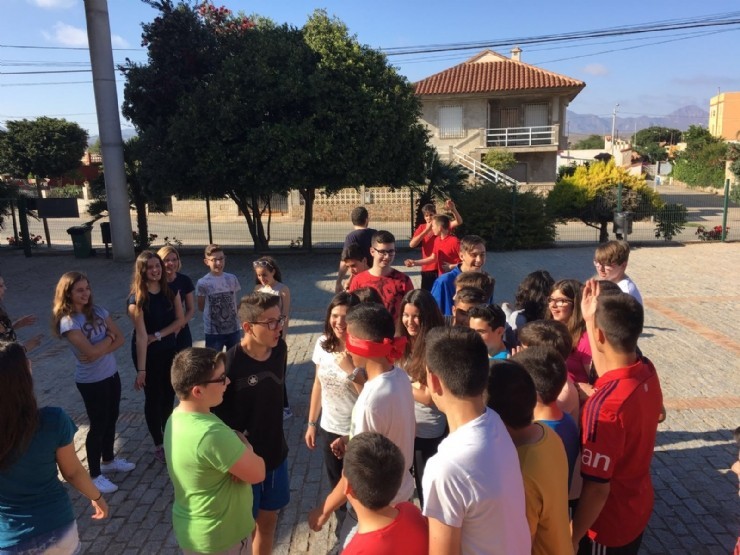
[2,0,740,137]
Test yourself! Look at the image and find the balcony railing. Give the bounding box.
[485,125,557,147]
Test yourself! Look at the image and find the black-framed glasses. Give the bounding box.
[548,297,574,307]
[199,373,228,386]
[249,315,286,330]
[372,248,396,257]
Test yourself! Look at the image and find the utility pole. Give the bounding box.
[611,103,619,160]
[84,0,134,261]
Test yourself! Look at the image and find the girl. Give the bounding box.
[128,251,184,463]
[157,246,195,351]
[0,273,43,352]
[546,279,591,386]
[253,256,293,418]
[397,289,446,508]
[0,341,108,553]
[502,269,554,347]
[52,271,132,495]
[305,292,362,506]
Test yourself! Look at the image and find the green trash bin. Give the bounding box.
[67,226,93,258]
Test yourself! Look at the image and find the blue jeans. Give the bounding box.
[205,331,241,352]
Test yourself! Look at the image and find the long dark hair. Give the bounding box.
[129,251,173,315]
[515,270,555,322]
[0,341,39,470]
[321,292,360,353]
[546,279,585,349]
[397,289,444,384]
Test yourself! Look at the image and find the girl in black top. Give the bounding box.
[158,246,195,351]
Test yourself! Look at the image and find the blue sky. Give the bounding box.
[2,0,740,136]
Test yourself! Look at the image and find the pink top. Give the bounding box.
[566,331,591,384]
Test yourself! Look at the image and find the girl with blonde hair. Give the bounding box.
[157,245,195,351]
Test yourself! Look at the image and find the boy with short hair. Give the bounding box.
[339,243,370,291]
[468,303,508,359]
[405,214,461,276]
[165,347,266,555]
[571,281,663,555]
[593,240,642,304]
[431,235,487,316]
[335,206,377,293]
[511,346,580,490]
[449,286,487,328]
[342,432,429,555]
[308,303,415,542]
[409,201,463,291]
[423,327,530,555]
[454,270,495,302]
[212,293,289,555]
[348,231,413,321]
[487,360,572,555]
[196,244,241,352]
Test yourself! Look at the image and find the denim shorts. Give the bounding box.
[0,521,79,555]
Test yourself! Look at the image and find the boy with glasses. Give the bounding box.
[593,240,642,305]
[212,293,289,555]
[165,347,266,555]
[349,231,413,321]
[196,244,242,351]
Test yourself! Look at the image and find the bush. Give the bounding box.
[48,185,83,198]
[454,181,556,250]
[482,149,517,172]
[654,203,687,241]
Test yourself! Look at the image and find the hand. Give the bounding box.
[91,496,109,520]
[334,280,344,294]
[404,259,415,268]
[146,334,156,345]
[308,506,330,532]
[580,279,600,324]
[106,330,117,342]
[305,426,316,450]
[510,345,525,356]
[330,436,347,459]
[134,371,146,391]
[444,199,456,211]
[14,314,37,329]
[24,334,43,353]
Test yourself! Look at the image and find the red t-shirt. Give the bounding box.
[343,502,429,555]
[433,234,460,275]
[349,269,414,321]
[580,358,663,547]
[412,224,436,272]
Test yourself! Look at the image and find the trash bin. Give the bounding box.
[67,226,93,258]
[100,222,111,244]
[613,211,633,236]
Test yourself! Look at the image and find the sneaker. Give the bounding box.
[92,474,119,494]
[154,446,166,464]
[283,408,293,420]
[100,458,136,473]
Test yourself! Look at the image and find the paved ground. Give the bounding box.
[1,242,738,554]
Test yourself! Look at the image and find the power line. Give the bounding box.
[1,69,92,75]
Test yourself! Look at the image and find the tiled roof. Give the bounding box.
[415,50,585,95]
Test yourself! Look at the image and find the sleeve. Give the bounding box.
[127,294,136,306]
[234,276,242,294]
[195,278,207,297]
[580,402,624,482]
[421,457,468,528]
[198,424,247,472]
[412,224,425,239]
[96,305,110,320]
[54,408,78,447]
[58,315,79,336]
[312,336,326,366]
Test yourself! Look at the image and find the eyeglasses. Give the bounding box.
[253,259,274,270]
[199,373,228,386]
[593,260,613,270]
[249,315,286,330]
[548,297,574,307]
[372,248,396,257]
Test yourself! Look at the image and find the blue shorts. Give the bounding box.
[252,458,290,518]
[205,331,241,352]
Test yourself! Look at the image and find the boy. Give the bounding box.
[348,231,413,321]
[423,327,530,555]
[449,286,487,327]
[212,293,289,555]
[409,200,463,291]
[468,303,508,359]
[431,235,487,316]
[165,347,266,555]
[511,346,579,490]
[571,281,663,554]
[338,243,370,291]
[454,271,495,302]
[487,360,572,555]
[593,240,642,304]
[405,214,460,276]
[342,432,429,555]
[308,303,415,541]
[196,244,241,351]
[335,206,377,293]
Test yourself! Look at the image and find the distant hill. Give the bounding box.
[566,105,708,136]
[88,128,138,145]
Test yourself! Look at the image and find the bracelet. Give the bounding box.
[92,492,102,501]
[138,369,146,373]
[307,421,317,427]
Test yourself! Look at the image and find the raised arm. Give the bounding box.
[409,222,432,248]
[446,199,463,229]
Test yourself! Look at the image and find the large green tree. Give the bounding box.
[572,134,604,150]
[671,125,726,188]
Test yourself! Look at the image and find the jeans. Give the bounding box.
[76,373,121,477]
[205,330,241,352]
[0,521,80,555]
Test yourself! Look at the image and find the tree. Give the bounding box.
[572,134,604,150]
[671,125,726,188]
[409,147,468,226]
[633,126,681,147]
[547,159,661,242]
[0,117,88,245]
[482,149,517,172]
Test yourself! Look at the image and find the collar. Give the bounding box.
[594,357,655,388]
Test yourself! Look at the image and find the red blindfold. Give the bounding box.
[345,333,407,363]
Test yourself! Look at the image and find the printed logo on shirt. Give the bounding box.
[82,316,106,340]
[582,448,611,473]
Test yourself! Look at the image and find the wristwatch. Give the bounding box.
[154,331,162,341]
[348,367,365,383]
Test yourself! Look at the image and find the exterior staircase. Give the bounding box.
[450,147,521,188]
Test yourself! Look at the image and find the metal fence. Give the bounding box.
[1,178,737,256]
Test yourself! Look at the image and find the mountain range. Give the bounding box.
[566,105,708,137]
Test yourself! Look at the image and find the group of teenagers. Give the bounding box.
[0,202,664,555]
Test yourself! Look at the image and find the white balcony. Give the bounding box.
[485,125,558,148]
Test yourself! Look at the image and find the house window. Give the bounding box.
[524,103,549,127]
[439,105,464,139]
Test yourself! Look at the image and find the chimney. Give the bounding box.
[510,46,522,62]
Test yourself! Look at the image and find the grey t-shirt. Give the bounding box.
[196,272,241,334]
[59,305,117,384]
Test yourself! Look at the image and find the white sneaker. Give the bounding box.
[100,458,136,473]
[92,474,119,494]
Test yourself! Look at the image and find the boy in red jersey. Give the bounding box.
[571,280,663,555]
[408,201,462,291]
[405,214,461,276]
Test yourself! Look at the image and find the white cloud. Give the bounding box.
[583,63,608,76]
[28,0,77,8]
[42,22,129,48]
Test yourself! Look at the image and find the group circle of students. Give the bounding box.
[0,202,664,555]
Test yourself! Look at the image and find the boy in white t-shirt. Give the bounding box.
[196,244,241,351]
[593,240,642,305]
[308,303,415,541]
[422,326,530,555]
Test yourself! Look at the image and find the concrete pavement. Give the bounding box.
[1,242,738,554]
